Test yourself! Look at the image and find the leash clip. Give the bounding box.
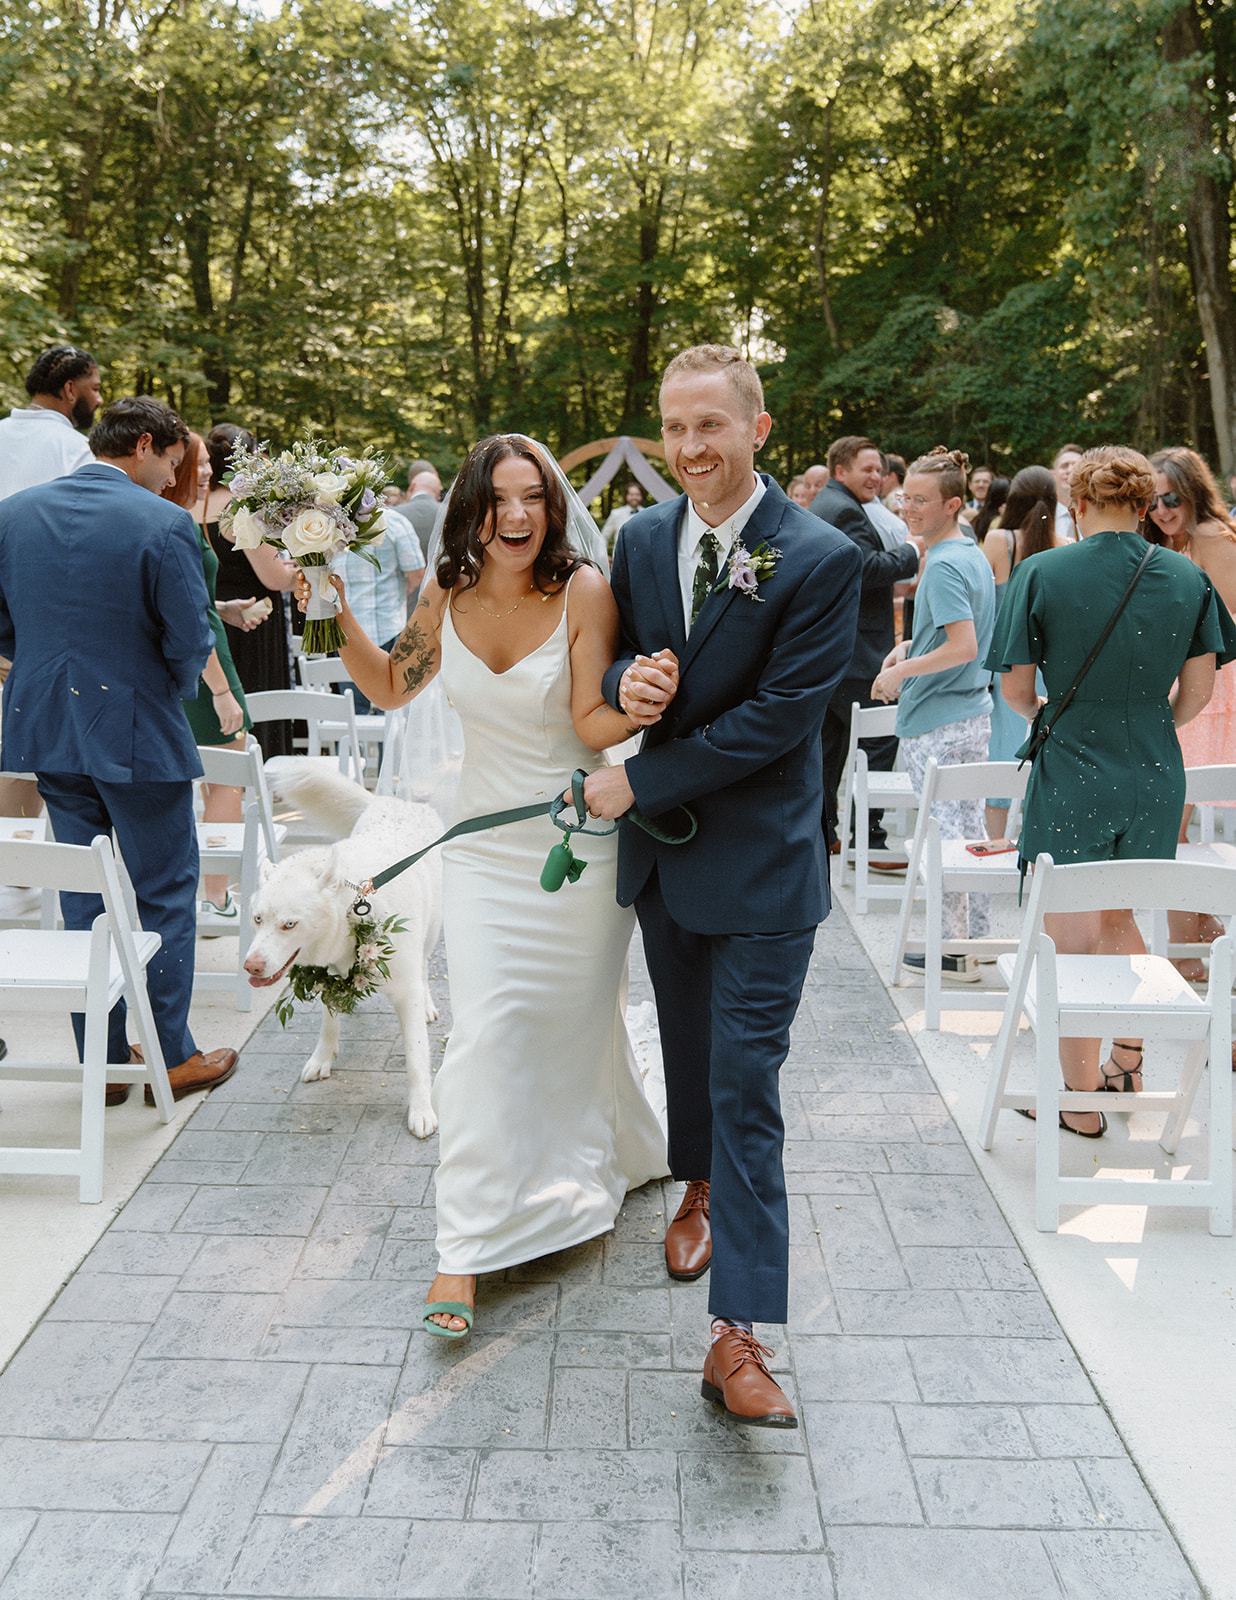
[345,878,374,919]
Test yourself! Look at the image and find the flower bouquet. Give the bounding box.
[221,439,391,653]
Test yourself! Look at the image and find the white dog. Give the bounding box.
[244,759,444,1137]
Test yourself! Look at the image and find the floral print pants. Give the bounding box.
[901,713,993,939]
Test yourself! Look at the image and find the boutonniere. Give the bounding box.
[726,540,781,602]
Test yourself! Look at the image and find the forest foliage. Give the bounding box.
[1,0,1233,482]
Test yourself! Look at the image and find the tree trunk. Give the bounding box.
[623,166,664,429]
[811,97,840,350]
[184,207,230,418]
[1163,1,1236,476]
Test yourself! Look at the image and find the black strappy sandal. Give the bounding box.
[1016,1107,1107,1140]
[1102,1041,1143,1095]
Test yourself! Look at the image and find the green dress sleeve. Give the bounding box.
[1186,572,1236,667]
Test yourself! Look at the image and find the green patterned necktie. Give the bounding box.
[691,529,722,626]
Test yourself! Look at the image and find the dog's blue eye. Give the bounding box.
[281,920,297,931]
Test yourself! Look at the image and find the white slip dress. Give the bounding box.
[432,581,669,1274]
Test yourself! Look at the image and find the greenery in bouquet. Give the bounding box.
[221,439,392,653]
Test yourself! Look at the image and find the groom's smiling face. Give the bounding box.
[661,370,772,528]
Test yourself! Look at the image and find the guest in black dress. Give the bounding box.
[197,425,298,756]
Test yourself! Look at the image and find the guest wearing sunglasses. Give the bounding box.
[1148,447,1236,980]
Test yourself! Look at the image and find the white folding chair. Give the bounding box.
[978,855,1235,1235]
[0,835,175,1203]
[194,740,287,1011]
[0,799,59,929]
[1149,765,1236,962]
[836,704,918,913]
[296,655,393,780]
[246,688,364,783]
[889,758,1028,1029]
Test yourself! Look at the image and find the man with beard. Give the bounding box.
[0,346,102,501]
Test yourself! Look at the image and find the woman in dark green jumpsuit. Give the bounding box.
[985,447,1236,1134]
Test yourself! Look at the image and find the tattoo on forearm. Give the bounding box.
[390,622,435,694]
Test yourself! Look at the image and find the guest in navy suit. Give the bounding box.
[0,396,239,1103]
[585,346,862,1427]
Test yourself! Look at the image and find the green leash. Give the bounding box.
[347,768,696,914]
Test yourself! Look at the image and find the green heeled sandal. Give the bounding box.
[423,1302,474,1340]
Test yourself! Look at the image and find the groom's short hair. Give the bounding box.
[89,396,189,459]
[660,345,764,420]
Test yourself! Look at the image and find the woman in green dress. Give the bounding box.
[985,446,1236,1135]
[162,434,261,930]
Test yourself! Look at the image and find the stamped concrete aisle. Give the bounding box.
[0,915,1205,1600]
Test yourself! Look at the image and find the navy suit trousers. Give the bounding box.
[36,774,199,1069]
[635,871,815,1326]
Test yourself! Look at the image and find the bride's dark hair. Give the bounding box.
[435,434,588,594]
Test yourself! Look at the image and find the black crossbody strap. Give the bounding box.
[1020,543,1154,769]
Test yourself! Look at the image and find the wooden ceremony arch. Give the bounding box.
[558,435,677,505]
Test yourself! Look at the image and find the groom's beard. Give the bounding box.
[70,395,97,430]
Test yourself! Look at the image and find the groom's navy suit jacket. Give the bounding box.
[602,475,862,935]
[0,462,213,783]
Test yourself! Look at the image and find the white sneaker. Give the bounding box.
[198,892,240,937]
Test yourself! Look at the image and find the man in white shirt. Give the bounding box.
[601,481,645,548]
[1052,444,1083,541]
[0,346,101,502]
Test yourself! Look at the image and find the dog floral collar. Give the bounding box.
[276,912,406,1022]
[725,541,781,602]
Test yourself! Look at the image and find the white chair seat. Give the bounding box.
[996,952,1206,1027]
[1176,841,1236,869]
[862,771,916,806]
[197,821,287,857]
[0,927,159,1000]
[0,817,47,841]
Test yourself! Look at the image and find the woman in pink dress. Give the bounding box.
[1148,447,1236,977]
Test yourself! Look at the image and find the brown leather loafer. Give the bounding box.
[665,1179,711,1281]
[145,1047,239,1105]
[702,1328,798,1428]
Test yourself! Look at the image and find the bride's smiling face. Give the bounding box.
[480,455,548,574]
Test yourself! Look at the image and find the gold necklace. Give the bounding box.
[474,585,535,619]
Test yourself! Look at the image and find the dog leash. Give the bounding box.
[346,768,697,914]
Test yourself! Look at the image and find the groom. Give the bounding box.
[584,345,862,1427]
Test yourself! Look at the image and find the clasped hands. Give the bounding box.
[871,641,908,704]
[567,649,680,820]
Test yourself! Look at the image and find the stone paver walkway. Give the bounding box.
[0,913,1205,1599]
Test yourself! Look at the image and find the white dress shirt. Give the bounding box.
[865,495,909,551]
[678,475,766,632]
[0,407,92,501]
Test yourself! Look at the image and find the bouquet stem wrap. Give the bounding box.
[300,557,345,653]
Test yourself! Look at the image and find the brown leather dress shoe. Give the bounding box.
[665,1180,711,1281]
[105,1043,144,1107]
[702,1328,798,1428]
[145,1047,239,1105]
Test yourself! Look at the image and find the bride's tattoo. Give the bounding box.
[390,620,435,693]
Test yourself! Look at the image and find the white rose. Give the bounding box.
[283,506,340,558]
[229,506,266,550]
[311,472,350,506]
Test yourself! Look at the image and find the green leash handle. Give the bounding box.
[349,769,699,911]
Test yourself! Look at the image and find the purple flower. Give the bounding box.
[730,561,759,592]
[357,487,376,515]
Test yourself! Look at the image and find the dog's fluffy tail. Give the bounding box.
[265,757,372,838]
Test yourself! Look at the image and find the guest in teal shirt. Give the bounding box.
[873,448,997,941]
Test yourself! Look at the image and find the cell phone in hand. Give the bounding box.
[966,839,1018,856]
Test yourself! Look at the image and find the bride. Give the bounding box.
[307,435,675,1338]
